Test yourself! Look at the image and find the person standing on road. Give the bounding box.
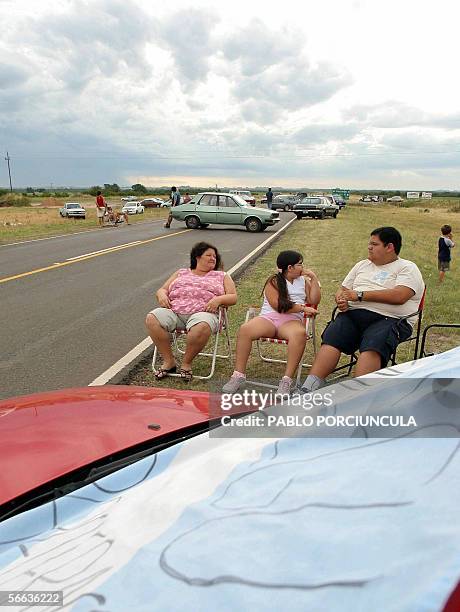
[164,186,181,228]
[96,191,106,227]
[266,188,274,209]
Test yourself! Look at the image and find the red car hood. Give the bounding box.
[0,385,213,506]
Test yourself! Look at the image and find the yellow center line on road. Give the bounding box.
[0,229,192,285]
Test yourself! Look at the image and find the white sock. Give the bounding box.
[232,370,245,378]
[301,374,324,392]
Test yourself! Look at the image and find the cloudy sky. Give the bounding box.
[1,0,459,190]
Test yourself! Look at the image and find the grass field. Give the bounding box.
[127,202,460,390]
[0,195,169,244]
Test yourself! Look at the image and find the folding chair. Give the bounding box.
[329,286,427,378]
[151,307,232,380]
[419,323,460,359]
[245,305,317,387]
[389,286,426,364]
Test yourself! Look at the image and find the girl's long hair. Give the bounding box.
[262,250,303,313]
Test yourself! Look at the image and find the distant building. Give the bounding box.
[406,191,420,199]
[421,192,432,199]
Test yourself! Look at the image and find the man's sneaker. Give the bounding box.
[222,373,246,393]
[275,376,293,396]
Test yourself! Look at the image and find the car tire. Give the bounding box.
[319,210,326,220]
[284,204,291,212]
[295,214,302,220]
[185,215,200,229]
[333,212,338,218]
[245,217,262,232]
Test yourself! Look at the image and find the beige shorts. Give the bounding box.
[149,308,220,334]
[96,207,105,218]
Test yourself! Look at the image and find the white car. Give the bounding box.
[121,201,145,214]
[387,195,404,202]
[59,202,86,219]
[121,196,138,202]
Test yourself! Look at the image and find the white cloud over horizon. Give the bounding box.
[1,0,460,190]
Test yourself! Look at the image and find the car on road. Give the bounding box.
[140,197,168,208]
[171,192,280,232]
[271,194,298,211]
[121,201,145,215]
[59,202,86,219]
[121,196,138,202]
[229,190,256,206]
[293,196,339,219]
[387,195,404,202]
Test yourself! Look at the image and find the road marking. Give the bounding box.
[90,217,297,386]
[89,337,153,386]
[0,230,191,284]
[65,241,143,260]
[0,218,166,248]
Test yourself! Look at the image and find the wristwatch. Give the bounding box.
[357,291,364,302]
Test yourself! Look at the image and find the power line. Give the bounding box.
[7,148,460,161]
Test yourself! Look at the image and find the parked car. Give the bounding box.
[121,196,138,202]
[140,197,168,208]
[387,195,404,202]
[59,202,86,219]
[327,194,346,208]
[171,192,280,232]
[121,201,145,215]
[293,196,339,219]
[228,190,256,206]
[271,194,298,211]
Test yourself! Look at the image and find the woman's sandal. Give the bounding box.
[180,368,193,382]
[154,365,177,380]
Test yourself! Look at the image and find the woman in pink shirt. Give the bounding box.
[146,242,237,381]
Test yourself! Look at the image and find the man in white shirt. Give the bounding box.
[301,227,424,391]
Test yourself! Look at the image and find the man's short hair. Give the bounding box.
[371,226,402,255]
[441,224,452,235]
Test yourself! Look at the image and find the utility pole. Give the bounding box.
[4,151,13,192]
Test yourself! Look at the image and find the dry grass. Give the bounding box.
[0,196,169,244]
[127,203,460,391]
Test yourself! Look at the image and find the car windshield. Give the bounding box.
[232,195,249,207]
[67,204,81,209]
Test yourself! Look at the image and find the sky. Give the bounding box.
[1,0,460,190]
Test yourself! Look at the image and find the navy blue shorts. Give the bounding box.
[322,309,412,367]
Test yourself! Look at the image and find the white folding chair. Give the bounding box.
[151,308,232,380]
[245,305,317,387]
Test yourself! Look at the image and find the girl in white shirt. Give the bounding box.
[223,250,320,395]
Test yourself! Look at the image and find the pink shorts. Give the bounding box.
[259,311,303,332]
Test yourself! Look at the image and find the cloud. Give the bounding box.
[222,18,301,77]
[220,20,352,124]
[155,8,218,85]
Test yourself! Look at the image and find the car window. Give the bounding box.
[218,196,237,207]
[198,194,218,207]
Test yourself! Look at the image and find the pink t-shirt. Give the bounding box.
[169,269,225,314]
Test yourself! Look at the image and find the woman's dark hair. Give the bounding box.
[263,250,303,313]
[190,242,222,270]
[97,190,102,196]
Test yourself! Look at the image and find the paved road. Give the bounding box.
[1,217,293,399]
